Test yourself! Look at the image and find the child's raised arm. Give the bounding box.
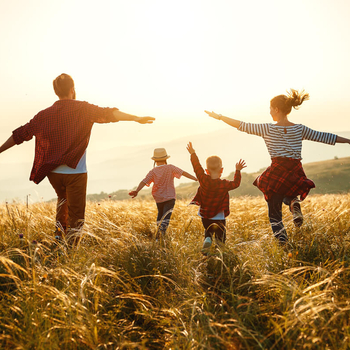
[129,181,146,198]
[235,159,247,171]
[186,142,195,154]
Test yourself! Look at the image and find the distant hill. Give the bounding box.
[302,157,350,194]
[87,156,350,201]
[2,128,350,202]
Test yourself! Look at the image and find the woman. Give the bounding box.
[205,89,350,244]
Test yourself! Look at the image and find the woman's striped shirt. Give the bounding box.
[238,122,337,159]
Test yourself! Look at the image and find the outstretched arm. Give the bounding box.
[112,110,155,124]
[336,135,350,144]
[0,135,16,154]
[204,110,241,129]
[129,181,147,198]
[182,171,197,181]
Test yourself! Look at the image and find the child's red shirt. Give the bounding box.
[190,153,241,219]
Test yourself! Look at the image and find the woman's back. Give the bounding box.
[238,122,337,159]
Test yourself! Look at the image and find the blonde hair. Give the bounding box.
[270,89,309,115]
[206,156,222,172]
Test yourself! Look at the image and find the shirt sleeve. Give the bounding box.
[84,102,119,124]
[301,126,337,145]
[190,153,206,184]
[230,170,241,189]
[171,165,184,179]
[219,170,241,190]
[12,118,37,145]
[142,169,154,186]
[238,122,269,137]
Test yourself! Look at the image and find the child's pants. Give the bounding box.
[201,218,226,243]
[156,198,176,232]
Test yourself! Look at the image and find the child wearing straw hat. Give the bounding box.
[129,148,197,238]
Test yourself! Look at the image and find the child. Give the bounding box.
[129,148,197,238]
[186,142,246,253]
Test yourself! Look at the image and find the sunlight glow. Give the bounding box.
[1,0,350,200]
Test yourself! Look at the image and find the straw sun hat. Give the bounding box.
[151,148,170,161]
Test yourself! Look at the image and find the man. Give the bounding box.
[0,73,155,244]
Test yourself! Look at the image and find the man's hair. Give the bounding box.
[206,156,222,172]
[53,73,74,98]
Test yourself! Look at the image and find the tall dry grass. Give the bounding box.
[0,194,350,349]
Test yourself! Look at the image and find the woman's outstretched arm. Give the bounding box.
[336,135,350,144]
[204,110,241,129]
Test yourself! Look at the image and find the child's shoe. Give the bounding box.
[201,237,212,255]
[290,198,303,227]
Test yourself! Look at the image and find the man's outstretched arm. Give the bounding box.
[112,110,155,124]
[0,135,16,154]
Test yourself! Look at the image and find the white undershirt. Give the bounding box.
[51,151,87,174]
[198,210,225,220]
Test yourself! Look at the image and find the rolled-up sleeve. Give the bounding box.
[12,120,36,145]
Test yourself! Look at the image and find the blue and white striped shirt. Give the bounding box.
[238,122,337,160]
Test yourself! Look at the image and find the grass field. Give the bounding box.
[1,195,350,349]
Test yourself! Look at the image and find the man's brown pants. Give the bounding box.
[47,172,88,239]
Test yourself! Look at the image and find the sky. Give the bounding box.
[1,0,350,200]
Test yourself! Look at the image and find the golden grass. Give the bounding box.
[0,194,350,349]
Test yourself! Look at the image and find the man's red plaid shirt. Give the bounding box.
[12,100,118,184]
[189,153,241,219]
[253,157,315,201]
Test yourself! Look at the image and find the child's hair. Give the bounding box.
[206,156,222,172]
[154,160,167,168]
[270,89,309,115]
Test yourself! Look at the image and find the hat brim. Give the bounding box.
[151,155,170,161]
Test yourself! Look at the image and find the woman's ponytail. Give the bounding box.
[286,89,309,110]
[271,89,309,115]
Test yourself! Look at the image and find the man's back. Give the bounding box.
[12,100,117,183]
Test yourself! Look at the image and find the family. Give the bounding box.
[1,74,349,251]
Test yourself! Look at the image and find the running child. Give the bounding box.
[129,148,197,238]
[186,142,246,254]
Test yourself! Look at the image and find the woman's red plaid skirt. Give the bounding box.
[253,157,315,201]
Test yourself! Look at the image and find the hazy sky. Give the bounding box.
[1,0,350,166]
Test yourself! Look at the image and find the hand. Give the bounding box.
[235,159,247,171]
[137,116,155,124]
[129,190,138,198]
[204,110,221,120]
[186,142,195,154]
